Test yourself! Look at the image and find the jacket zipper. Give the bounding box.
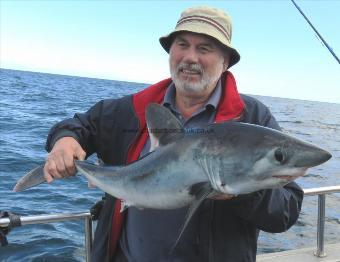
[208,201,215,262]
[106,120,141,260]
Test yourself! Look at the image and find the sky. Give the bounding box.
[1,0,339,103]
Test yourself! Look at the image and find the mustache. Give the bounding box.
[177,63,203,74]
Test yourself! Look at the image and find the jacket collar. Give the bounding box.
[128,71,245,163]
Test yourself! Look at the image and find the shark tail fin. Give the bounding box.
[13,165,46,192]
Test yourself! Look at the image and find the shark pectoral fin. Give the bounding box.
[146,103,184,150]
[96,157,105,166]
[170,182,214,254]
[13,165,46,192]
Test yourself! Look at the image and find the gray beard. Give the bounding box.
[169,60,224,94]
[171,74,208,93]
[170,68,220,94]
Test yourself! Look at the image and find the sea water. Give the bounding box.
[0,69,339,261]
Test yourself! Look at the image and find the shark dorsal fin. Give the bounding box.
[146,103,184,150]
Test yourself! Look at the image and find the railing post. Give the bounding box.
[84,216,93,262]
[314,194,327,257]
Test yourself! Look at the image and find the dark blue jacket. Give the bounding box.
[46,73,303,262]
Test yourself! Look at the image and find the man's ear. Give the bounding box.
[223,62,229,72]
[223,54,230,72]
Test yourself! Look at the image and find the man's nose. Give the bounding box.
[182,48,199,64]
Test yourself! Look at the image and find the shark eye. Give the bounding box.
[274,148,286,164]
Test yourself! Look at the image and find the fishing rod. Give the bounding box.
[291,0,340,64]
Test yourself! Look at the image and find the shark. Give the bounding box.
[13,103,332,250]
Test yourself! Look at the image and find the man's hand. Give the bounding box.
[44,137,86,183]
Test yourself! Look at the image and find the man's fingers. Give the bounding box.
[45,152,74,180]
[75,148,86,161]
[63,155,77,176]
[54,154,69,178]
[72,148,86,175]
[44,167,54,183]
[42,137,86,183]
[44,160,60,182]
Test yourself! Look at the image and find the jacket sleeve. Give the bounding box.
[45,99,108,156]
[229,102,304,233]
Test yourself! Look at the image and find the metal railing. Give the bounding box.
[1,185,340,261]
[303,185,340,257]
[0,212,93,262]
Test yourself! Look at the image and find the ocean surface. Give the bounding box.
[0,68,339,261]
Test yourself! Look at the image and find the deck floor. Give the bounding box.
[257,243,340,262]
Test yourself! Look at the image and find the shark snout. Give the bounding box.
[294,148,332,168]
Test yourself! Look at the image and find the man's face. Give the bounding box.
[169,32,230,96]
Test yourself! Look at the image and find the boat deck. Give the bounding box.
[257,243,340,262]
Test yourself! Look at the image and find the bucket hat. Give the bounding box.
[159,6,240,68]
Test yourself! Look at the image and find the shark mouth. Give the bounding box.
[272,167,308,181]
[273,175,300,181]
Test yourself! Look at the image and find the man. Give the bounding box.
[44,6,303,262]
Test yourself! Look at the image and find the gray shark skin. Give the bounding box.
[74,119,332,210]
